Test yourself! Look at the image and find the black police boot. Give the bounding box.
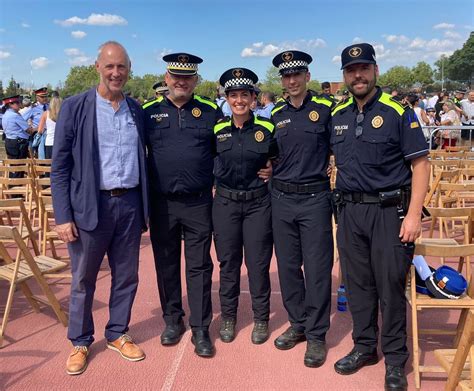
[191,330,215,357]
[161,319,186,345]
[274,326,306,350]
[251,321,269,345]
[304,340,327,368]
[334,349,379,375]
[219,318,236,343]
[385,365,407,391]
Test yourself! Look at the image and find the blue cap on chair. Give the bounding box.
[425,265,467,299]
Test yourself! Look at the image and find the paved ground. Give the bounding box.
[0,231,458,390]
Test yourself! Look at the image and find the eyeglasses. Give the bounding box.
[355,113,364,138]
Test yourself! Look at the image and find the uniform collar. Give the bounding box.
[350,86,382,113]
[286,91,312,109]
[163,94,194,109]
[231,115,254,130]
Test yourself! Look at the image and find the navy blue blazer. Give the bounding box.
[51,87,148,231]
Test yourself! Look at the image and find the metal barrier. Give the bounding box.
[425,125,474,150]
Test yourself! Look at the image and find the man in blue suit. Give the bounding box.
[51,41,148,376]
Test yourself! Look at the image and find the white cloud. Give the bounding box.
[464,25,473,30]
[30,57,50,69]
[433,22,455,29]
[68,56,93,66]
[409,37,426,49]
[64,48,83,56]
[352,37,363,43]
[56,13,127,27]
[332,55,341,64]
[383,34,409,44]
[0,50,11,59]
[21,23,30,28]
[241,38,326,58]
[71,30,87,39]
[159,48,172,58]
[444,30,461,39]
[373,43,390,60]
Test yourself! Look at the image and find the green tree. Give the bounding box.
[195,80,217,100]
[62,65,99,97]
[444,31,474,84]
[5,76,19,97]
[307,80,321,93]
[125,73,162,101]
[411,62,433,87]
[0,80,4,100]
[259,66,282,95]
[378,66,414,90]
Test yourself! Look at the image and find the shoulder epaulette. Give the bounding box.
[311,96,333,108]
[142,96,163,109]
[378,93,405,116]
[194,95,217,110]
[213,118,232,134]
[331,97,353,116]
[271,102,287,116]
[254,116,274,133]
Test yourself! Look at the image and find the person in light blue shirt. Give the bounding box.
[22,87,50,158]
[1,95,32,165]
[254,91,275,119]
[215,86,232,117]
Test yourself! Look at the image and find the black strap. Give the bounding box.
[216,186,268,201]
[342,192,380,203]
[273,179,330,194]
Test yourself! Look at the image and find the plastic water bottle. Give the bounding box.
[337,285,348,312]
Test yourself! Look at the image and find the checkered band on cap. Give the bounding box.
[167,62,199,71]
[278,60,309,70]
[224,77,255,89]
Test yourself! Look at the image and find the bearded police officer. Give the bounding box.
[143,53,222,357]
[270,50,334,368]
[330,43,430,391]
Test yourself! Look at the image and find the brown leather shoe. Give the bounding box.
[66,346,89,375]
[106,334,145,362]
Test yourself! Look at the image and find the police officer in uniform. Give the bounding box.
[152,80,169,98]
[330,43,430,391]
[23,87,49,157]
[1,95,33,165]
[143,53,222,357]
[213,68,277,345]
[270,50,334,368]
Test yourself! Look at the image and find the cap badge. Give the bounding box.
[282,52,293,62]
[177,55,189,63]
[349,47,362,58]
[255,130,264,142]
[309,111,319,122]
[371,115,383,128]
[232,69,243,78]
[192,108,202,118]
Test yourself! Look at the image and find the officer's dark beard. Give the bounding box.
[347,72,377,101]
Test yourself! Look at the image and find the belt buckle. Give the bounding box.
[237,191,245,201]
[110,188,126,197]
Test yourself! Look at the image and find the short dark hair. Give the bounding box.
[321,81,331,89]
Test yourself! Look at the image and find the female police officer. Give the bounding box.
[213,68,277,345]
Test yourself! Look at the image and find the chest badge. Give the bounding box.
[309,111,319,122]
[255,130,265,142]
[155,117,162,123]
[192,108,201,118]
[371,115,384,128]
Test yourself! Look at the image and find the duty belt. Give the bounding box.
[101,186,138,197]
[342,192,381,203]
[216,186,268,201]
[273,179,330,194]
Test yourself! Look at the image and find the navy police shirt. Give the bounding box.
[213,115,277,191]
[271,91,333,183]
[330,87,429,193]
[144,94,222,195]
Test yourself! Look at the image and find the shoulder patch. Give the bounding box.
[194,94,217,110]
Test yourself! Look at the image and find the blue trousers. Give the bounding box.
[67,188,143,346]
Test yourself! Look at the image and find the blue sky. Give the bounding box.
[0,0,472,90]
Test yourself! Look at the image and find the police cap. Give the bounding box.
[34,87,48,97]
[2,95,21,105]
[163,53,203,76]
[455,89,466,94]
[425,265,467,299]
[219,68,258,93]
[340,43,376,69]
[152,80,168,93]
[272,50,312,75]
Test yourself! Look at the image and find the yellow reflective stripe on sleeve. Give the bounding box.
[194,95,217,110]
[254,117,274,133]
[378,92,405,116]
[331,97,353,116]
[271,104,285,116]
[142,96,163,109]
[213,120,232,134]
[311,96,332,108]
